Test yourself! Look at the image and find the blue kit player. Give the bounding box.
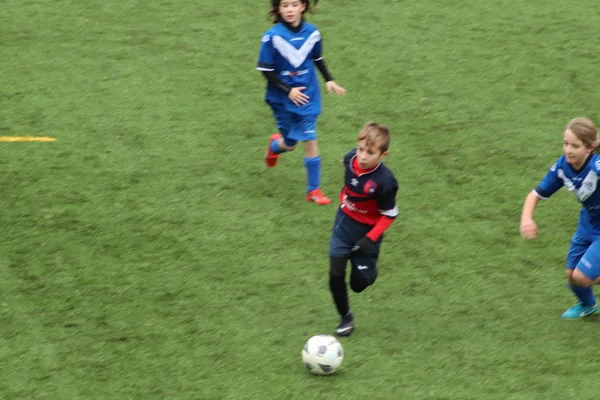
[521,117,600,318]
[257,0,347,205]
[329,122,398,336]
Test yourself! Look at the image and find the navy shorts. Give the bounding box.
[329,208,383,280]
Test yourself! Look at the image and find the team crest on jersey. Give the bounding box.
[261,35,270,43]
[364,180,378,194]
[595,160,600,170]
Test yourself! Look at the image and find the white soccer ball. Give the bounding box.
[301,334,344,375]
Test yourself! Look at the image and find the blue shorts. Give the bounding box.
[329,208,382,272]
[269,102,317,145]
[566,230,600,280]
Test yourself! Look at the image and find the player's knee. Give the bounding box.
[350,276,369,293]
[571,268,595,287]
[283,138,297,149]
[565,269,574,281]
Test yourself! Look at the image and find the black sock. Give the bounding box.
[329,275,349,317]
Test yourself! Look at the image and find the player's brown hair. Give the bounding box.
[268,0,318,23]
[358,122,391,153]
[565,117,598,151]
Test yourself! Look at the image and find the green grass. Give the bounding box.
[2,0,600,398]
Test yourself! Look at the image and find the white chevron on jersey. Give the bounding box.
[272,30,321,68]
[558,168,599,202]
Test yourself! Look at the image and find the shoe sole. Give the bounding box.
[306,196,331,205]
[561,311,599,319]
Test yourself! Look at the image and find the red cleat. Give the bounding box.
[265,133,282,168]
[305,188,331,205]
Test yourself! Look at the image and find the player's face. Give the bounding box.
[279,0,306,27]
[356,140,387,170]
[563,129,593,169]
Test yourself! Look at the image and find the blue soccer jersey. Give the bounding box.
[256,21,323,116]
[535,154,600,233]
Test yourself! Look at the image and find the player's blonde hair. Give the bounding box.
[565,117,598,150]
[358,122,390,152]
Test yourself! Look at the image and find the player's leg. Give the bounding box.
[561,232,597,318]
[329,256,354,336]
[303,140,329,204]
[328,209,360,336]
[265,104,296,167]
[293,116,330,204]
[567,239,600,314]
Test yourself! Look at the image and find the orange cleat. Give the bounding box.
[265,133,282,168]
[306,188,331,205]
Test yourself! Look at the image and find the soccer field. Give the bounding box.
[2,0,600,398]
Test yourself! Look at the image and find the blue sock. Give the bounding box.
[568,284,597,306]
[304,156,321,192]
[270,139,287,155]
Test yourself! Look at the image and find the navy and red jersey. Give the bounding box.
[339,149,399,226]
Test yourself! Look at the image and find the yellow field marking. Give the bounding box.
[0,136,57,142]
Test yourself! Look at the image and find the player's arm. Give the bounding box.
[365,195,399,243]
[261,70,292,94]
[259,69,309,105]
[312,36,346,95]
[520,191,541,239]
[257,33,308,104]
[353,212,397,256]
[315,59,346,95]
[313,58,334,82]
[366,215,396,242]
[520,161,563,239]
[353,184,398,256]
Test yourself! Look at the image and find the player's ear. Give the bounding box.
[381,150,389,158]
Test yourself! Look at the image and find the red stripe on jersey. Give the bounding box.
[340,205,384,225]
[339,189,384,225]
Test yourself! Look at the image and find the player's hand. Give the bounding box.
[326,81,347,95]
[289,87,310,106]
[352,236,377,256]
[520,219,538,239]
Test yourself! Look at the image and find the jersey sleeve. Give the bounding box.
[534,162,563,199]
[377,175,399,218]
[257,33,275,72]
[312,31,323,61]
[593,158,600,175]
